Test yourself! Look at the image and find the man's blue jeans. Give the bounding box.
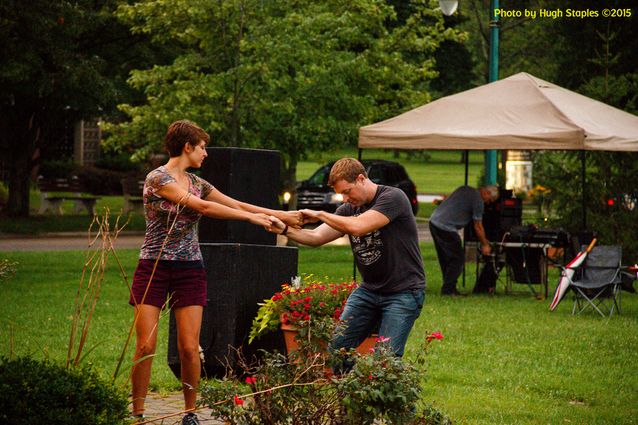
[331,286,425,357]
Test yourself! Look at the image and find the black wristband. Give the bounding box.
[281,224,289,235]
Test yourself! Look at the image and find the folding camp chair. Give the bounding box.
[567,245,623,317]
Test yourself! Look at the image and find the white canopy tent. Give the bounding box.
[359,72,638,151]
[358,72,638,229]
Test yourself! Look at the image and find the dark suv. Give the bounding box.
[294,159,418,215]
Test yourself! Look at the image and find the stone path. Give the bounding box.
[138,392,222,424]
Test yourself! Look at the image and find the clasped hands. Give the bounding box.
[263,209,323,234]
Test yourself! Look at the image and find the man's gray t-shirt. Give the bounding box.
[429,185,484,232]
[335,185,425,293]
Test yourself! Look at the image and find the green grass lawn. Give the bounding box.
[1,244,636,424]
[297,149,484,194]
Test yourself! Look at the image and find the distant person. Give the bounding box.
[129,120,301,424]
[429,185,499,296]
[267,158,425,359]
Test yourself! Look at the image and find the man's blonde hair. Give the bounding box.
[328,158,367,186]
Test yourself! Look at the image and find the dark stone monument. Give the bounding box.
[168,147,298,378]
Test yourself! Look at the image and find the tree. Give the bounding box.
[104,0,463,187]
[532,0,638,260]
[0,0,169,216]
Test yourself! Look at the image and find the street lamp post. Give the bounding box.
[439,0,499,185]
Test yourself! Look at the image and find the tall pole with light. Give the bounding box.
[439,0,499,185]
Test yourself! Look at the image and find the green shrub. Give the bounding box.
[94,152,141,173]
[39,159,76,179]
[74,166,128,195]
[0,357,128,425]
[200,329,449,424]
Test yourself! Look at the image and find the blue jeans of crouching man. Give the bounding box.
[331,286,425,360]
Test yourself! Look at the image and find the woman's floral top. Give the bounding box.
[139,166,214,261]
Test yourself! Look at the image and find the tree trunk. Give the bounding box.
[2,108,40,217]
[281,157,297,191]
[7,150,32,217]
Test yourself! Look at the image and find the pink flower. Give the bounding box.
[234,395,244,406]
[376,335,391,343]
[245,376,257,385]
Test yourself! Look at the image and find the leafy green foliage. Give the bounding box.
[336,343,422,423]
[0,357,128,425]
[0,0,168,216]
[105,0,463,184]
[0,259,18,282]
[201,326,448,424]
[533,151,638,261]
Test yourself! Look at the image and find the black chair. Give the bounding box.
[567,245,622,317]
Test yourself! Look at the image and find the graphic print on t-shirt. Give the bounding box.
[351,229,383,266]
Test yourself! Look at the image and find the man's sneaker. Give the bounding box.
[182,412,200,425]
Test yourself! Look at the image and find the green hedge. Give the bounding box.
[0,357,128,425]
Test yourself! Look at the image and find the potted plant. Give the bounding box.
[249,275,376,354]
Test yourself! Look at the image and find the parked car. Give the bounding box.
[292,159,419,215]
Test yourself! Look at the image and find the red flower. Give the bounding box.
[234,395,244,406]
[245,376,257,385]
[426,331,444,342]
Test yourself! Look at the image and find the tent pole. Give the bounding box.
[464,150,469,185]
[581,150,587,229]
[462,150,469,288]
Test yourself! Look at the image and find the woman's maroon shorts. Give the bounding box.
[129,259,207,309]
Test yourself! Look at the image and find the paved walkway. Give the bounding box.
[0,232,145,252]
[140,392,222,424]
[0,221,433,252]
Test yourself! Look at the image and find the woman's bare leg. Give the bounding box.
[131,304,161,416]
[174,305,204,412]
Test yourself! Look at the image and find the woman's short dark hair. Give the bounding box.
[164,120,210,157]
